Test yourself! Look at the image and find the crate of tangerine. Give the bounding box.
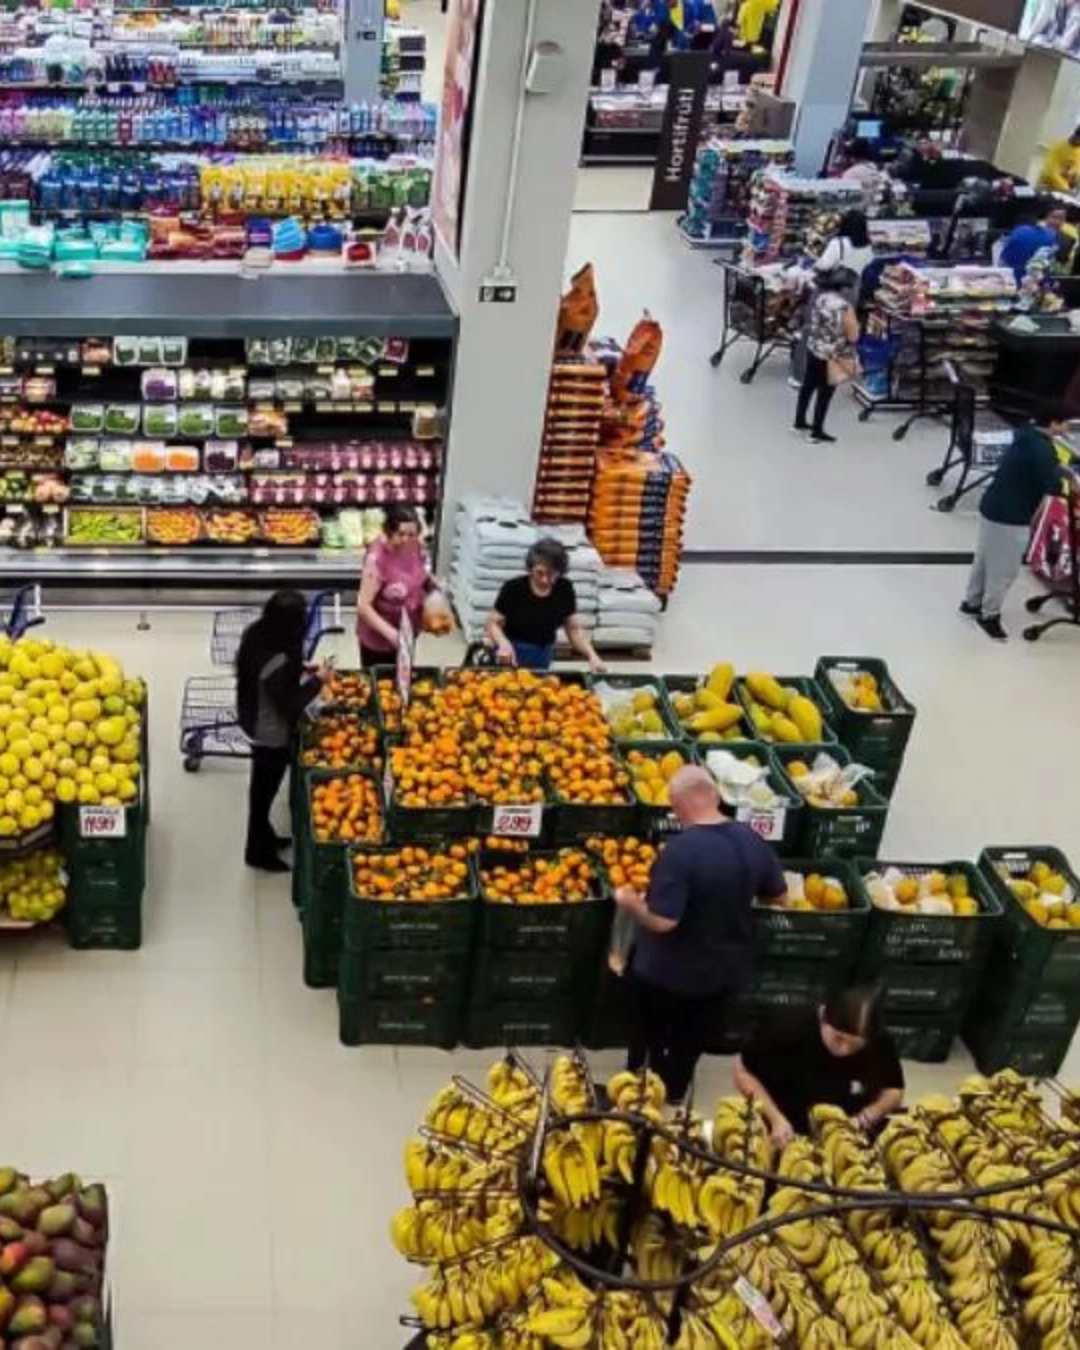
[476,848,613,956]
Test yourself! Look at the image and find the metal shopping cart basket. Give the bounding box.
[180,590,346,772]
[209,589,345,666]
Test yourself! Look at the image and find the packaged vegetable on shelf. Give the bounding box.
[204,510,258,544]
[104,404,141,436]
[785,751,872,808]
[65,506,144,545]
[141,368,178,401]
[142,404,178,438]
[260,508,320,546]
[147,507,202,545]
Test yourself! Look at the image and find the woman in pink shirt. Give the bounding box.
[356,505,437,668]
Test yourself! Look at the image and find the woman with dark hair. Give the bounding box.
[486,537,606,672]
[814,209,873,281]
[793,266,860,444]
[236,590,330,872]
[734,985,905,1145]
[356,504,441,669]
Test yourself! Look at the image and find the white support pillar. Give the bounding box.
[780,0,875,174]
[996,46,1080,182]
[435,0,601,558]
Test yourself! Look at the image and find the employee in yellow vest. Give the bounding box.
[1038,126,1080,193]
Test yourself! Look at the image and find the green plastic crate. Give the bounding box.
[462,997,578,1049]
[338,993,460,1048]
[471,945,594,1004]
[979,846,1080,989]
[868,959,982,1020]
[477,851,613,952]
[858,859,1002,967]
[735,675,838,746]
[581,967,637,1051]
[587,672,681,742]
[65,903,142,951]
[970,965,1080,1034]
[344,849,477,951]
[700,740,804,858]
[752,858,867,964]
[814,657,916,793]
[962,1020,1073,1078]
[773,743,889,858]
[735,957,841,1019]
[661,673,755,746]
[386,796,477,843]
[59,774,148,951]
[550,789,637,845]
[884,1014,958,1064]
[338,945,471,1003]
[621,739,698,836]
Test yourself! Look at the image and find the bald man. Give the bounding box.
[615,765,787,1103]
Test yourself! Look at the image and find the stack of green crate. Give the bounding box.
[963,846,1080,1076]
[856,860,1002,1062]
[465,851,614,1047]
[337,849,476,1048]
[773,743,890,859]
[60,716,150,950]
[297,766,384,989]
[815,657,917,798]
[728,858,868,1049]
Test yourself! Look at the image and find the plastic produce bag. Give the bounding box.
[608,907,636,976]
[421,589,453,635]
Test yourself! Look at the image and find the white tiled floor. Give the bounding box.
[0,576,1076,1345]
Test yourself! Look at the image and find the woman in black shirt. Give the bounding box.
[734,985,905,1145]
[236,590,330,872]
[486,537,606,672]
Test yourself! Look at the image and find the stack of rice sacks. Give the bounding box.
[594,567,662,653]
[588,322,691,599]
[448,496,601,641]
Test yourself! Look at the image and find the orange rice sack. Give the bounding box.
[555,264,599,356]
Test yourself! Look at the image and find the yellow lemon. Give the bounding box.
[7,739,30,762]
[66,721,87,746]
[55,778,76,804]
[95,716,127,748]
[19,805,39,831]
[28,732,47,755]
[0,815,17,836]
[0,752,18,778]
[22,759,42,783]
[23,786,42,806]
[95,772,117,796]
[118,779,137,802]
[76,784,100,806]
[75,767,93,786]
[3,789,20,815]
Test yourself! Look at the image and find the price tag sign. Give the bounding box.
[735,1276,783,1338]
[78,805,126,839]
[396,609,414,709]
[382,757,394,806]
[736,803,787,842]
[600,66,616,91]
[638,68,656,93]
[491,803,544,839]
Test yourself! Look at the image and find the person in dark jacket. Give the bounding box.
[961,406,1073,640]
[615,765,787,1104]
[236,590,330,871]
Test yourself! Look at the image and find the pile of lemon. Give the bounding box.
[0,635,144,836]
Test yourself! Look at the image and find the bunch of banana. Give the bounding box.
[391,1195,523,1262]
[691,1286,776,1350]
[524,1273,598,1349]
[777,1137,822,1184]
[410,1236,555,1330]
[861,1228,931,1283]
[598,1118,639,1185]
[953,1304,1020,1350]
[551,1055,595,1115]
[548,1192,622,1251]
[713,1095,771,1169]
[697,1168,763,1237]
[488,1056,540,1116]
[673,1307,741,1349]
[404,1138,516,1196]
[649,1153,702,1229]
[543,1130,602,1208]
[425,1085,529,1154]
[607,1068,666,1118]
[632,1211,688,1283]
[892,1276,967,1349]
[813,1109,894,1240]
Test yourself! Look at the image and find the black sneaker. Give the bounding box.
[810,431,837,444]
[977,615,1007,641]
[959,601,981,618]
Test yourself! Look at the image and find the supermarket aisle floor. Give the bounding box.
[0,589,1077,1348]
[565,211,983,557]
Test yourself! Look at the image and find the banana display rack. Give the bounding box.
[396,1053,1080,1349]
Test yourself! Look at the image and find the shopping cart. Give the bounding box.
[3,583,44,638]
[180,590,347,772]
[209,589,345,666]
[1023,491,1080,643]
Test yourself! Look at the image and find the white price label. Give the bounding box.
[737,803,787,842]
[383,758,394,806]
[735,1276,783,1338]
[396,610,414,709]
[491,803,543,839]
[78,805,126,839]
[638,69,656,93]
[600,66,616,91]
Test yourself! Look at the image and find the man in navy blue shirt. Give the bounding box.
[615,765,787,1103]
[999,206,1067,283]
[962,404,1073,640]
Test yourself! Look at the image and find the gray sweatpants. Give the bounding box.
[964,516,1029,618]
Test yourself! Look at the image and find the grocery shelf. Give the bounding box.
[0,543,364,584]
[0,271,456,338]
